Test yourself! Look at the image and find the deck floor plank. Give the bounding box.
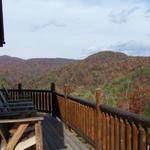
[50,117,89,150]
[49,118,80,150]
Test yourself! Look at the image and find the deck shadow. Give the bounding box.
[42,116,66,150]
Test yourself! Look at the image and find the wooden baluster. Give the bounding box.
[87,106,90,139]
[83,105,86,136]
[44,92,47,112]
[74,102,77,128]
[120,119,125,150]
[38,92,40,111]
[81,104,83,134]
[42,92,44,111]
[132,124,139,150]
[64,84,70,125]
[18,83,22,99]
[63,96,65,120]
[76,103,78,130]
[33,92,36,110]
[80,104,82,134]
[60,96,62,120]
[39,92,41,111]
[43,92,46,111]
[95,88,104,150]
[125,121,132,150]
[35,92,37,110]
[48,91,51,112]
[72,101,74,127]
[38,92,40,110]
[90,108,93,142]
[45,92,48,112]
[12,91,14,100]
[47,92,49,112]
[70,101,72,127]
[71,102,74,127]
[92,108,95,142]
[51,82,56,117]
[114,117,119,150]
[139,127,147,150]
[44,92,46,111]
[102,112,107,150]
[110,116,115,150]
[40,92,43,111]
[35,92,38,110]
[147,132,150,150]
[46,92,48,112]
[11,91,13,100]
[68,100,70,125]
[86,106,88,138]
[79,104,81,132]
[106,114,110,150]
[31,91,34,107]
[60,95,62,118]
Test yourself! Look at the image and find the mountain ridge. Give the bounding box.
[0,55,77,88]
[1,51,150,89]
[0,51,150,116]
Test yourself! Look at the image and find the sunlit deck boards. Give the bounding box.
[42,116,93,150]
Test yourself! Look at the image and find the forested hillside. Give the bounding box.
[32,51,150,116]
[0,51,150,116]
[0,55,76,88]
[35,51,150,90]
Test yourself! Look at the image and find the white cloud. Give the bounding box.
[110,41,150,56]
[109,7,140,24]
[1,0,150,58]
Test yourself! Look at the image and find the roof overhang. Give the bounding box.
[0,0,5,47]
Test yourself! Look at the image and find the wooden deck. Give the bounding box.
[42,115,93,150]
[1,87,150,150]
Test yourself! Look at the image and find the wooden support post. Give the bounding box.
[18,83,22,91]
[18,83,22,99]
[35,121,43,150]
[5,123,29,150]
[51,82,55,92]
[64,84,70,125]
[95,88,104,150]
[51,82,56,117]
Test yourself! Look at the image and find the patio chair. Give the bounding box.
[0,91,35,115]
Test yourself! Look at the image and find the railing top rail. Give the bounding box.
[0,89,52,93]
[53,91,96,108]
[68,95,96,108]
[101,104,150,128]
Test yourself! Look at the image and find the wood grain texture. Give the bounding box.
[5,123,29,150]
[35,121,43,150]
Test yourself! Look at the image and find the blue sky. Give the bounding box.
[0,0,150,59]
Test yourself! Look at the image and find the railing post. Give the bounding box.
[18,83,22,91]
[18,83,22,99]
[95,88,104,150]
[51,82,56,117]
[64,84,70,125]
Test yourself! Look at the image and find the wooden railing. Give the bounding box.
[1,83,150,150]
[53,91,96,146]
[99,105,150,150]
[1,89,52,113]
[52,85,150,150]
